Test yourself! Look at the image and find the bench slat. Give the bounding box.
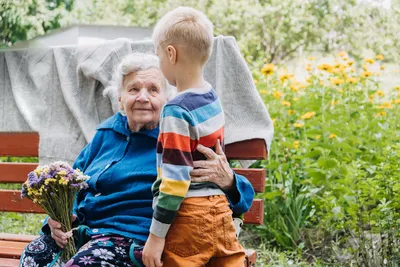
[0,233,38,243]
[0,258,21,266]
[0,163,38,183]
[0,164,266,193]
[0,190,44,213]
[225,139,267,160]
[244,199,264,225]
[233,168,265,193]
[0,133,39,157]
[0,190,264,224]
[0,240,27,259]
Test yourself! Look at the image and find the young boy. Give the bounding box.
[142,6,246,267]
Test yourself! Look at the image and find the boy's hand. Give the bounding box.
[143,233,164,267]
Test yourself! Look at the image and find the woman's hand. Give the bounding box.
[190,140,235,191]
[48,215,76,248]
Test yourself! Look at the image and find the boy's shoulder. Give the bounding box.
[166,84,219,112]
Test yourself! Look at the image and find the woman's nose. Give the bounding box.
[136,89,150,102]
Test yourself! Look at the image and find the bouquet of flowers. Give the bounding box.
[21,161,89,261]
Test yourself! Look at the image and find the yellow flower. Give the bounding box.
[315,135,321,140]
[365,58,375,64]
[272,118,276,124]
[330,78,345,85]
[320,80,325,86]
[308,56,316,61]
[337,88,344,93]
[377,101,393,109]
[306,77,312,84]
[376,54,384,60]
[376,111,387,117]
[349,68,355,73]
[259,89,268,95]
[318,64,332,72]
[376,90,385,97]
[361,71,373,78]
[261,63,275,76]
[288,109,296,115]
[394,86,400,91]
[44,178,57,185]
[394,99,400,104]
[331,100,339,106]
[293,97,299,102]
[290,85,300,92]
[329,133,337,139]
[380,65,385,70]
[294,122,304,128]
[279,73,294,82]
[306,65,312,71]
[273,91,282,99]
[293,141,300,149]
[347,61,354,66]
[282,100,291,107]
[338,51,347,58]
[347,77,359,84]
[301,111,316,120]
[254,79,258,84]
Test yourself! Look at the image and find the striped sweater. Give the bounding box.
[150,83,225,238]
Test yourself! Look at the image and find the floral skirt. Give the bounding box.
[20,232,144,267]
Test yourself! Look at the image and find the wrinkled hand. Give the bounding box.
[190,139,234,191]
[142,233,164,267]
[48,215,76,248]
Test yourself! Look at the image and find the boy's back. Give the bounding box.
[143,6,246,267]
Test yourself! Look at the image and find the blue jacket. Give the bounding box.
[43,113,255,242]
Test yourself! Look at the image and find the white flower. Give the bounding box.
[23,256,39,267]
[101,261,115,267]
[92,248,115,260]
[115,246,125,255]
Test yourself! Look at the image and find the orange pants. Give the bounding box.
[162,195,245,267]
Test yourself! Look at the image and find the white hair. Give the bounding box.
[152,6,214,63]
[103,52,176,101]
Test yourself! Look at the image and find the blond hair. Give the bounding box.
[152,6,214,63]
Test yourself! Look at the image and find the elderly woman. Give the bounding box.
[20,53,254,267]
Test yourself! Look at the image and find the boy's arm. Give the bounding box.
[150,105,194,238]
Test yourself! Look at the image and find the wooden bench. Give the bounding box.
[0,132,267,267]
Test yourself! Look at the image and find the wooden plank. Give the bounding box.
[225,139,267,160]
[0,258,21,266]
[243,199,264,225]
[0,190,44,213]
[244,249,257,267]
[0,133,39,157]
[233,168,265,193]
[0,233,38,243]
[0,240,27,259]
[0,163,38,183]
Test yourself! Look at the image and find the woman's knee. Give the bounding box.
[20,235,61,267]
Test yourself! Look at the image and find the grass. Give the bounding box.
[0,156,45,235]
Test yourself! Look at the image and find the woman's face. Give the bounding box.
[119,68,167,131]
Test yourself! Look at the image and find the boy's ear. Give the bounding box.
[166,45,177,65]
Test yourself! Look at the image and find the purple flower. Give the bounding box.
[27,171,41,189]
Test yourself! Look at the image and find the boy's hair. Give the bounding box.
[152,6,214,63]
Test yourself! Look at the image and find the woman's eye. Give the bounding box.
[129,87,139,92]
[150,87,158,93]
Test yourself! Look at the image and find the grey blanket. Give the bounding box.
[0,36,273,164]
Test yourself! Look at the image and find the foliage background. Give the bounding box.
[1,0,400,265]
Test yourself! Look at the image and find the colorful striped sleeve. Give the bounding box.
[150,104,195,238]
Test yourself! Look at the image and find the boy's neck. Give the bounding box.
[175,65,206,93]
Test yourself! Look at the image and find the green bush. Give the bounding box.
[252,53,400,265]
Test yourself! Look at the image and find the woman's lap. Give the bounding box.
[20,234,144,267]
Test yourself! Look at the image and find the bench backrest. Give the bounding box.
[0,132,266,225]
